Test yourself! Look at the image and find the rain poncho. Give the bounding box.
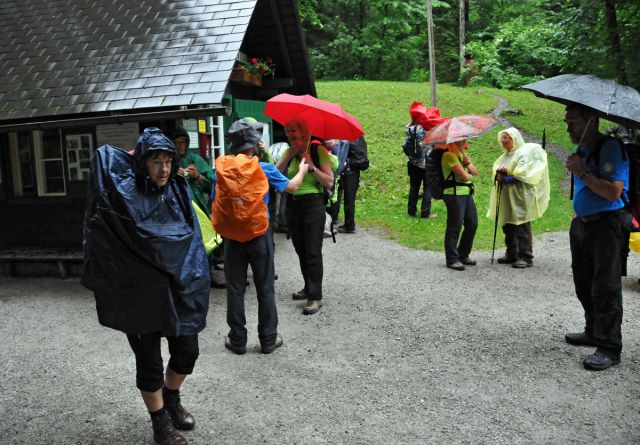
[82,128,210,337]
[486,127,550,225]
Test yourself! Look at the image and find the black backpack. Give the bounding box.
[424,148,474,199]
[586,134,640,229]
[347,136,369,171]
[310,142,339,205]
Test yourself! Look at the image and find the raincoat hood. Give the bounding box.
[497,127,526,154]
[487,128,550,225]
[134,127,179,173]
[172,127,191,150]
[409,101,448,130]
[82,142,210,336]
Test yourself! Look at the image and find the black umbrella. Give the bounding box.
[522,74,640,129]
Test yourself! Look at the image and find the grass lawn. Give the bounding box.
[316,81,575,252]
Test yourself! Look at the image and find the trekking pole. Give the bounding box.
[491,178,502,265]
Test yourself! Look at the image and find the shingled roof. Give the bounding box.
[0,0,315,129]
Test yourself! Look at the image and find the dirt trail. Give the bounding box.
[491,94,571,191]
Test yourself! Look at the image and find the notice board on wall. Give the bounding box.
[96,123,140,151]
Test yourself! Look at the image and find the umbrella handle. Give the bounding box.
[305,134,312,154]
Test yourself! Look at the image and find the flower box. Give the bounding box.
[230,67,262,87]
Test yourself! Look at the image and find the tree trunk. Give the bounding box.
[459,0,466,74]
[427,0,437,106]
[465,0,469,24]
[358,0,366,78]
[603,0,627,84]
[376,4,389,78]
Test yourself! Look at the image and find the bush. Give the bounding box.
[466,17,563,89]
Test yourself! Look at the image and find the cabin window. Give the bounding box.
[9,131,37,197]
[10,130,66,197]
[34,130,66,196]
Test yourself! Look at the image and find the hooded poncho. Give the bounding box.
[82,128,210,336]
[486,127,550,225]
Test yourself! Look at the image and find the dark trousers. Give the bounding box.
[277,191,288,230]
[328,170,361,230]
[126,333,199,392]
[224,229,277,346]
[570,215,626,358]
[442,194,478,263]
[407,162,432,217]
[503,222,533,260]
[286,194,325,300]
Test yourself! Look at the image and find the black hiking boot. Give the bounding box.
[151,409,188,445]
[163,387,195,430]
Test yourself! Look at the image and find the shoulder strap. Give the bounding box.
[310,143,320,168]
[589,135,625,177]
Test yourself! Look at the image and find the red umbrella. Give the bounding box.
[264,93,364,141]
[422,114,497,145]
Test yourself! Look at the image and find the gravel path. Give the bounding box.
[1,229,640,444]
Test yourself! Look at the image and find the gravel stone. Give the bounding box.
[1,230,639,444]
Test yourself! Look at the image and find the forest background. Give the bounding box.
[297,0,640,91]
[292,0,639,251]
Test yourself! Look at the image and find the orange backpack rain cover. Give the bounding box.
[211,154,270,242]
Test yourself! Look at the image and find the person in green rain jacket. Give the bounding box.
[173,128,215,216]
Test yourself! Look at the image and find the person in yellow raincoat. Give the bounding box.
[487,127,550,268]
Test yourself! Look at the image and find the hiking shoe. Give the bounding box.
[338,225,356,234]
[420,213,439,219]
[583,350,620,371]
[292,289,308,300]
[512,259,533,268]
[446,262,465,271]
[162,387,195,431]
[565,332,597,347]
[261,333,283,354]
[497,256,517,264]
[151,410,188,445]
[460,257,476,266]
[303,299,323,315]
[224,336,246,355]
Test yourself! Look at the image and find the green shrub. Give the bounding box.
[467,17,563,89]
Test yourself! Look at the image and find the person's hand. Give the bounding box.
[177,167,186,177]
[495,173,505,183]
[300,152,315,169]
[257,140,267,153]
[186,164,200,180]
[565,153,585,176]
[462,155,471,166]
[497,166,507,174]
[298,157,309,174]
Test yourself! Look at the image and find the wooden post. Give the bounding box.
[427,0,437,107]
[459,0,465,73]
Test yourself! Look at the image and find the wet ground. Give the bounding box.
[1,229,639,444]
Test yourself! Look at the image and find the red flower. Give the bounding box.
[251,58,258,64]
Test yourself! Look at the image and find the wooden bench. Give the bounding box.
[0,249,84,278]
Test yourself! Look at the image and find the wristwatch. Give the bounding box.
[308,167,316,173]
